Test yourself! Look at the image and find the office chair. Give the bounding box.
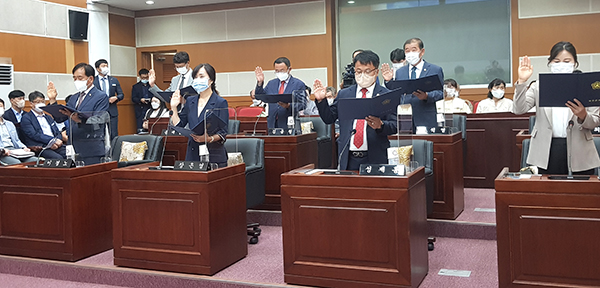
[301,116,333,168]
[228,119,240,135]
[109,134,164,168]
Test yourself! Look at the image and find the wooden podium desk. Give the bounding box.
[495,167,600,287]
[0,162,116,261]
[148,118,169,136]
[162,135,188,166]
[112,163,247,275]
[235,133,318,210]
[389,132,464,219]
[236,116,268,135]
[281,165,428,288]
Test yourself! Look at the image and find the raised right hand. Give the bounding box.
[255,66,264,85]
[149,69,156,87]
[170,89,181,108]
[381,63,393,81]
[47,81,57,102]
[517,56,533,84]
[313,79,326,101]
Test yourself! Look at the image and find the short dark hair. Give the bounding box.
[139,68,149,76]
[352,49,364,59]
[72,63,95,77]
[173,51,190,64]
[8,90,25,99]
[404,38,424,50]
[390,48,405,62]
[548,41,578,68]
[444,79,458,89]
[487,78,506,99]
[274,57,291,68]
[94,59,108,68]
[0,98,4,106]
[305,85,312,95]
[353,50,380,68]
[192,63,219,95]
[28,91,45,102]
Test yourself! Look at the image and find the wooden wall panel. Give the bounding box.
[116,76,138,135]
[72,41,89,67]
[109,14,136,47]
[0,33,66,73]
[44,0,86,8]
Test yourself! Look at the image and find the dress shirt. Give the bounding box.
[35,112,54,137]
[551,107,571,138]
[0,121,13,148]
[408,60,425,79]
[279,78,289,93]
[476,98,513,113]
[177,69,193,89]
[76,86,94,109]
[11,107,23,122]
[436,98,472,114]
[350,83,376,151]
[100,76,110,96]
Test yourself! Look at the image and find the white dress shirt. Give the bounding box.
[476,98,513,113]
[408,60,425,79]
[551,107,571,138]
[350,83,376,151]
[0,121,13,148]
[11,107,23,122]
[34,112,53,137]
[177,69,193,89]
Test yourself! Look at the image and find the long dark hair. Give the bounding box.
[192,63,219,95]
[145,96,167,120]
[548,41,578,68]
[487,78,506,99]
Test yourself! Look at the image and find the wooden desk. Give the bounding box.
[465,112,533,188]
[112,163,247,275]
[281,166,428,288]
[148,118,169,135]
[162,135,188,166]
[389,132,464,219]
[0,162,116,261]
[495,167,600,287]
[236,116,268,135]
[235,133,318,210]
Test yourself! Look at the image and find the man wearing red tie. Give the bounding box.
[314,50,397,170]
[254,57,307,129]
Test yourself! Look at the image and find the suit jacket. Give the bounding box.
[389,60,444,129]
[513,81,600,171]
[176,92,229,164]
[20,111,61,147]
[131,81,152,122]
[148,73,193,95]
[255,75,307,129]
[0,120,26,149]
[316,83,398,170]
[3,107,25,140]
[66,87,110,158]
[93,75,124,117]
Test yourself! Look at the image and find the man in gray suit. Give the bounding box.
[148,51,193,98]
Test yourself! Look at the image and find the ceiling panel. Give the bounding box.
[92,0,247,12]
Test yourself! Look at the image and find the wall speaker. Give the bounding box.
[69,10,89,40]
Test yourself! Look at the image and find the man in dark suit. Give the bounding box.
[131,68,151,131]
[93,59,123,140]
[3,90,26,125]
[383,38,444,130]
[48,63,110,165]
[21,91,66,159]
[314,50,397,170]
[254,57,307,129]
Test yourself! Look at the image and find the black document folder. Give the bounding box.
[254,93,294,103]
[337,88,402,121]
[386,74,443,93]
[171,112,227,138]
[41,105,89,123]
[539,72,600,107]
[157,86,197,103]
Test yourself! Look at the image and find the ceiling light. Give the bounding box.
[146,0,154,4]
[348,0,355,3]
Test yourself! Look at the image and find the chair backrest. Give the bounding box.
[237,107,263,117]
[110,134,164,161]
[521,138,530,169]
[302,116,331,140]
[452,114,467,141]
[389,139,434,171]
[224,138,265,171]
[529,115,536,133]
[228,120,240,135]
[228,107,237,118]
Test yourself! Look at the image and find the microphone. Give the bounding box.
[567,120,574,179]
[324,129,357,175]
[252,112,262,136]
[148,110,165,135]
[150,110,175,170]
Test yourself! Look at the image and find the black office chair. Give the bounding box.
[228,119,240,135]
[109,134,164,168]
[302,116,333,168]
[224,138,265,244]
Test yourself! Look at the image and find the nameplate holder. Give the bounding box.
[268,128,298,136]
[429,126,452,134]
[174,160,208,171]
[359,164,405,176]
[162,129,183,136]
[42,159,76,168]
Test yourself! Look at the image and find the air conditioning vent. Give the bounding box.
[0,64,12,85]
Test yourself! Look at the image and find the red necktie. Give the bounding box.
[278,81,285,94]
[353,88,368,149]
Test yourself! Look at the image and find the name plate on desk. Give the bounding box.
[359,164,405,176]
[269,128,298,136]
[162,129,183,136]
[42,159,76,168]
[174,160,208,171]
[429,126,453,134]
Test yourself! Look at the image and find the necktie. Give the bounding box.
[278,80,285,94]
[179,75,186,89]
[76,92,85,109]
[353,88,368,149]
[102,78,109,96]
[411,66,417,80]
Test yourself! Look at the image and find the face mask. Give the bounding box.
[327,98,334,106]
[392,63,405,70]
[16,99,25,109]
[355,72,377,88]
[445,88,456,98]
[151,102,160,109]
[74,79,88,92]
[405,51,421,66]
[176,66,188,75]
[491,89,504,99]
[276,72,289,81]
[0,107,4,117]
[34,103,46,113]
[100,67,110,75]
[192,77,210,93]
[141,79,149,84]
[550,62,574,74]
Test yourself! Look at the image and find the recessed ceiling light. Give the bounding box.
[146,0,154,4]
[348,0,355,3]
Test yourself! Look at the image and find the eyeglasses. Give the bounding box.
[355,69,378,76]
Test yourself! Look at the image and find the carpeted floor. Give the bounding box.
[455,188,496,223]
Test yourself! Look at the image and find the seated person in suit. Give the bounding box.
[20,91,66,159]
[254,57,306,129]
[4,90,26,125]
[314,50,397,170]
[0,98,37,165]
[299,86,319,116]
[170,63,229,168]
[436,79,472,114]
[142,95,170,131]
[382,37,444,130]
[514,41,600,175]
[131,68,152,131]
[476,78,513,113]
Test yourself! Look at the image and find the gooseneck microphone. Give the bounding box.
[148,109,166,135]
[252,112,262,136]
[337,129,357,171]
[567,120,574,179]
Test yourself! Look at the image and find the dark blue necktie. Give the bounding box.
[411,66,417,80]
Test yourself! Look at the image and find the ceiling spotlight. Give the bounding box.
[348,0,355,3]
[146,0,154,4]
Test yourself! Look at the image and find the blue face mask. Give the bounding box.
[141,79,149,84]
[192,77,210,93]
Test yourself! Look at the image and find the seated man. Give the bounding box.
[21,91,66,159]
[0,98,37,165]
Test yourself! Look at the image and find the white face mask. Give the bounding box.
[34,103,46,113]
[550,62,574,74]
[151,102,160,110]
[445,88,457,98]
[491,89,505,99]
[74,79,88,92]
[0,107,4,117]
[405,51,421,66]
[16,99,25,109]
[327,98,334,106]
[276,72,289,81]
[176,66,188,75]
[392,63,405,70]
[355,72,377,88]
[100,66,110,75]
